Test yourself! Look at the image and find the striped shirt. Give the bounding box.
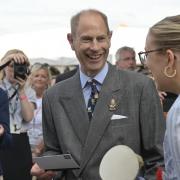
[163,94,180,180]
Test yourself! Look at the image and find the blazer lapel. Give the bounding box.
[59,72,90,145]
[80,64,126,173]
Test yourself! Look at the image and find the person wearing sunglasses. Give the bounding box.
[138,15,180,179]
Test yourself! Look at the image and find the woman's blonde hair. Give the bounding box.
[1,49,27,61]
[0,49,28,80]
[149,15,180,50]
[28,63,52,88]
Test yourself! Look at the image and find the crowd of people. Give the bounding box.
[0,8,179,180]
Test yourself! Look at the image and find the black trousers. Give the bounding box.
[0,133,32,180]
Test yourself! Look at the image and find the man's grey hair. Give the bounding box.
[115,46,135,61]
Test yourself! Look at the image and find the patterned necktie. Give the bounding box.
[87,79,99,120]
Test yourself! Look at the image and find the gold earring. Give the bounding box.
[163,66,176,78]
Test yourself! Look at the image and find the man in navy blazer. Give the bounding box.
[32,9,165,180]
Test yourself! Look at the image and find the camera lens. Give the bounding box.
[14,63,29,80]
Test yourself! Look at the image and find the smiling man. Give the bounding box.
[31,9,165,180]
[67,10,112,77]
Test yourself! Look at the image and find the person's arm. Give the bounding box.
[0,89,12,147]
[158,91,167,103]
[31,163,57,179]
[0,124,12,148]
[31,90,64,179]
[0,124,5,136]
[18,86,35,122]
[32,140,44,157]
[140,77,165,179]
[169,101,180,177]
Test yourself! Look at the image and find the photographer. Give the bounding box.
[0,49,36,180]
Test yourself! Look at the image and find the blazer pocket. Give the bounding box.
[110,117,129,127]
[111,114,127,120]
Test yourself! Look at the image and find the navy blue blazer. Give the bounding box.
[0,88,11,147]
[0,88,12,175]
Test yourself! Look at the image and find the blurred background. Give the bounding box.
[0,0,179,67]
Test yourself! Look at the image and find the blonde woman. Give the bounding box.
[28,63,51,157]
[0,49,36,180]
[138,15,180,179]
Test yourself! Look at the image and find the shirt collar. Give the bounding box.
[3,78,17,91]
[80,63,108,89]
[3,78,12,89]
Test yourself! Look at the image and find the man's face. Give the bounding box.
[68,13,112,76]
[116,50,136,70]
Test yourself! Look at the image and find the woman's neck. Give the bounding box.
[35,89,44,98]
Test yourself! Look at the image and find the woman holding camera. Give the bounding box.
[0,49,36,180]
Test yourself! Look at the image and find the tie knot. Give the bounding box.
[86,79,99,93]
[87,79,98,87]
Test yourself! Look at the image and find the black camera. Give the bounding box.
[14,62,30,80]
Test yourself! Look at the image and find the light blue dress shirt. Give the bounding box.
[79,63,108,107]
[163,94,180,180]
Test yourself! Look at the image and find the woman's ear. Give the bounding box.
[166,49,176,67]
[67,33,75,50]
[163,49,177,78]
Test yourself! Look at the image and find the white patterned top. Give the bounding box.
[28,97,43,149]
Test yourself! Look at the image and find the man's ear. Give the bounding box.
[108,31,113,39]
[67,33,75,50]
[108,31,113,48]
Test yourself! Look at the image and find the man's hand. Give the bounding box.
[158,91,167,102]
[0,124,5,137]
[31,163,57,180]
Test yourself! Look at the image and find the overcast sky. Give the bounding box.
[0,0,179,62]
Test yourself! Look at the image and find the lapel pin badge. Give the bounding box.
[94,93,99,99]
[108,98,118,111]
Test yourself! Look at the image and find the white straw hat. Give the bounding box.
[99,145,139,180]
